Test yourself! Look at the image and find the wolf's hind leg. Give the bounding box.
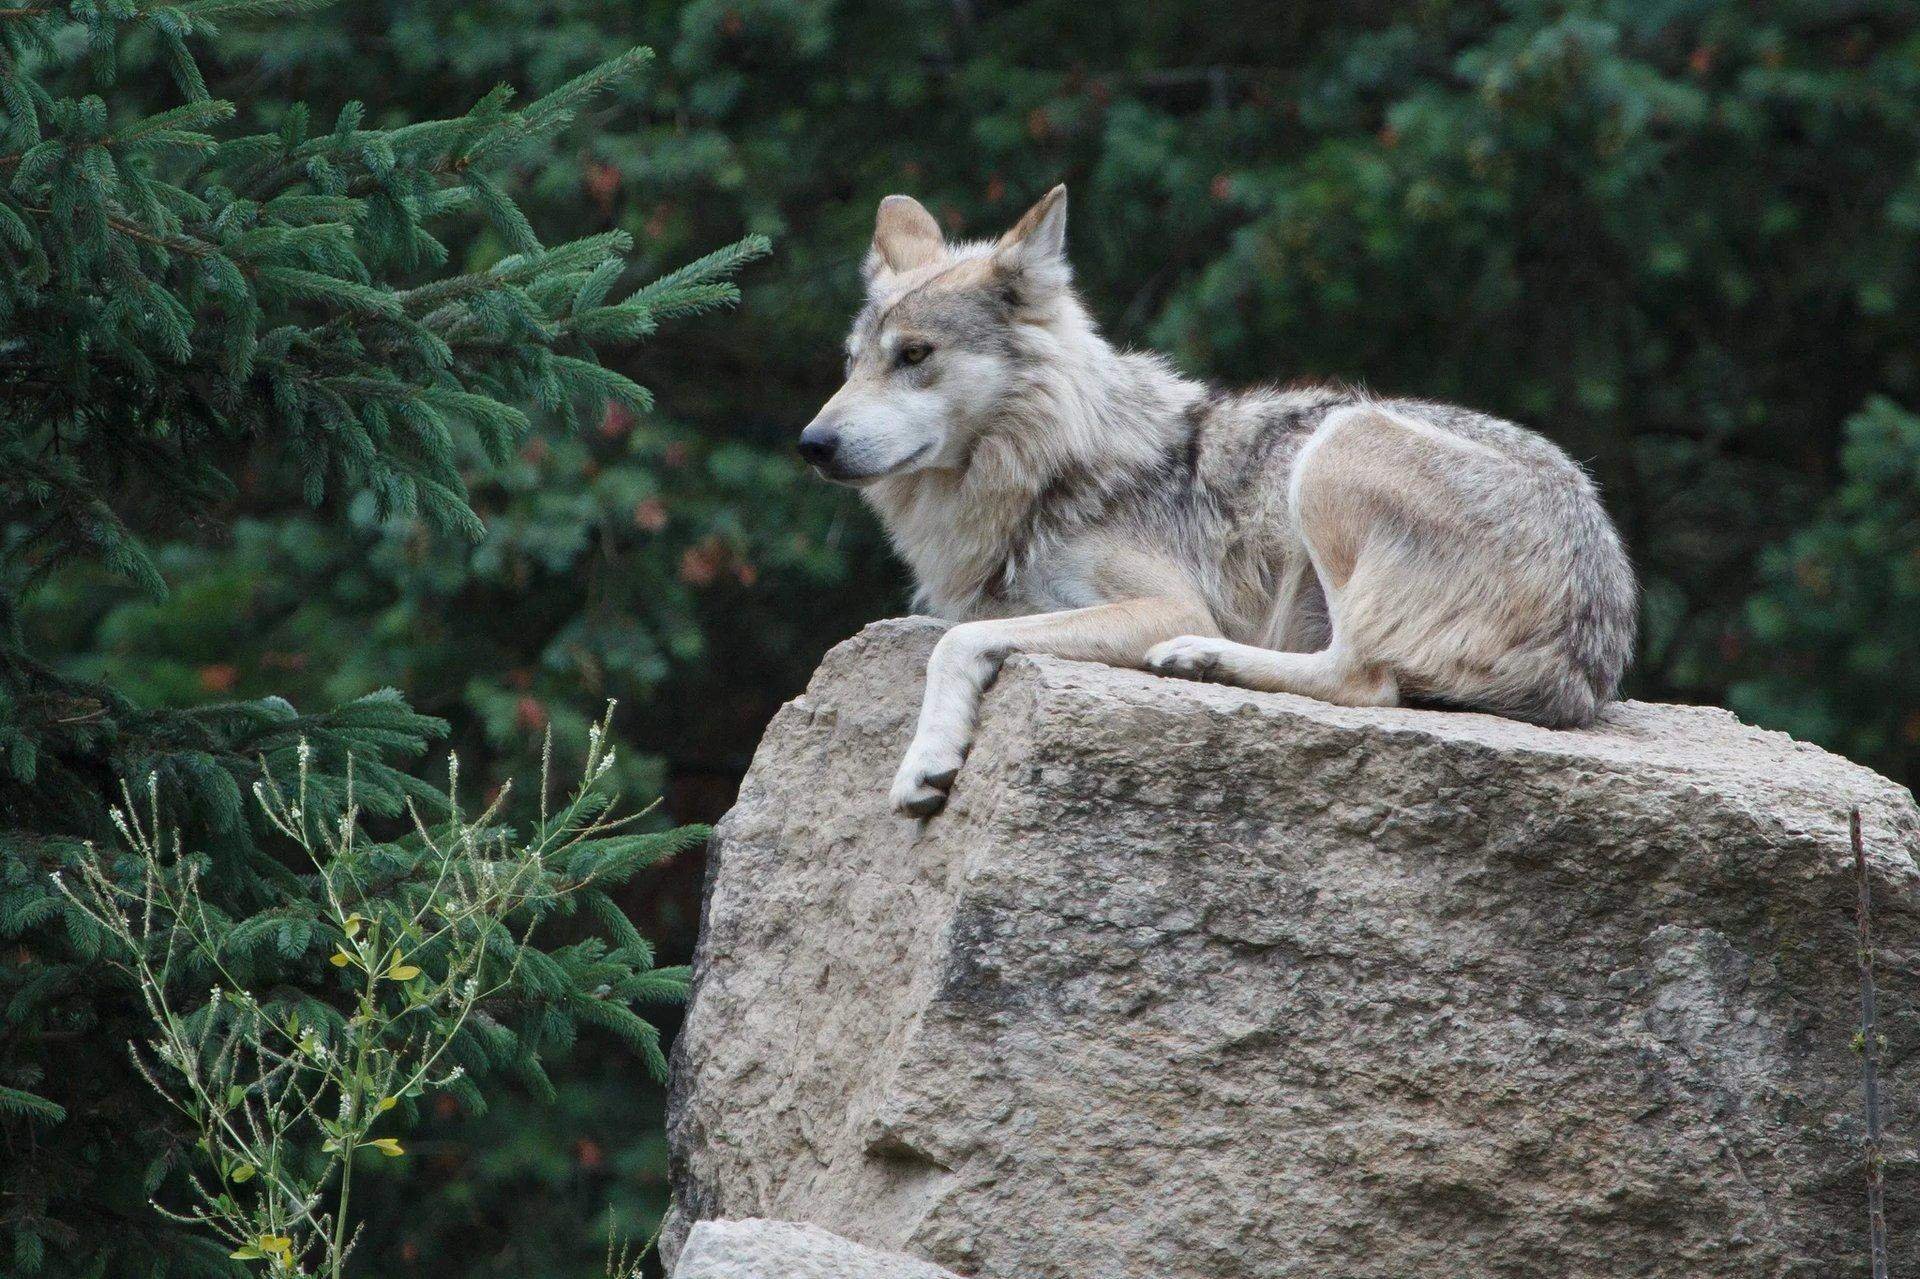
[1144,635,1398,705]
[893,596,1215,817]
[1149,403,1448,708]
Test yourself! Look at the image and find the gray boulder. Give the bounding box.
[672,1218,963,1279]
[664,617,1920,1278]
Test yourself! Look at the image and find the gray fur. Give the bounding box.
[802,187,1638,815]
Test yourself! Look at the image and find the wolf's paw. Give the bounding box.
[890,737,966,817]
[1146,635,1228,682]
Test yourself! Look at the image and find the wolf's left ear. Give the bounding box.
[991,185,1070,297]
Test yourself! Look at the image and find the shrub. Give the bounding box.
[53,714,696,1278]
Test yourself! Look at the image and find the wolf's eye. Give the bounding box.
[897,341,933,367]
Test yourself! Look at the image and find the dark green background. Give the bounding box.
[24,0,1920,1272]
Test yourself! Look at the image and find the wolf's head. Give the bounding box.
[798,186,1079,484]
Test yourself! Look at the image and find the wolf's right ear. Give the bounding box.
[865,195,945,283]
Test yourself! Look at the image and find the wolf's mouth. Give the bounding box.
[816,440,934,485]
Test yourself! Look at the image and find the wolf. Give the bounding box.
[800,185,1637,817]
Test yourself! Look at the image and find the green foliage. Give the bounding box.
[1733,397,1920,781]
[53,715,693,1277]
[33,0,890,823]
[73,0,1916,800]
[0,1,757,1274]
[11,0,1920,1275]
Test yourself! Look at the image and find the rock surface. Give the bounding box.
[672,1218,964,1279]
[664,617,1920,1278]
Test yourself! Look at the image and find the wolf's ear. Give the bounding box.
[991,184,1070,297]
[866,195,946,282]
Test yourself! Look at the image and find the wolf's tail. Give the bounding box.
[1516,470,1638,729]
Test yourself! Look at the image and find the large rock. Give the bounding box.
[673,1218,963,1279]
[664,618,1920,1278]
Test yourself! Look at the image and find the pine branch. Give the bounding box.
[462,47,654,166]
[0,1083,67,1123]
[11,200,219,256]
[629,233,772,305]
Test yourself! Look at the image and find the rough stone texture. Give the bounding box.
[672,1218,964,1279]
[665,617,1920,1279]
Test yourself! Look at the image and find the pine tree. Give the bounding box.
[0,1,763,1274]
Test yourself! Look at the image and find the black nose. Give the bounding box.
[797,426,839,468]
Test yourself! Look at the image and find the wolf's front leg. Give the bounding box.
[892,597,1215,816]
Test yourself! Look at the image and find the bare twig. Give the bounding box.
[1852,807,1889,1279]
